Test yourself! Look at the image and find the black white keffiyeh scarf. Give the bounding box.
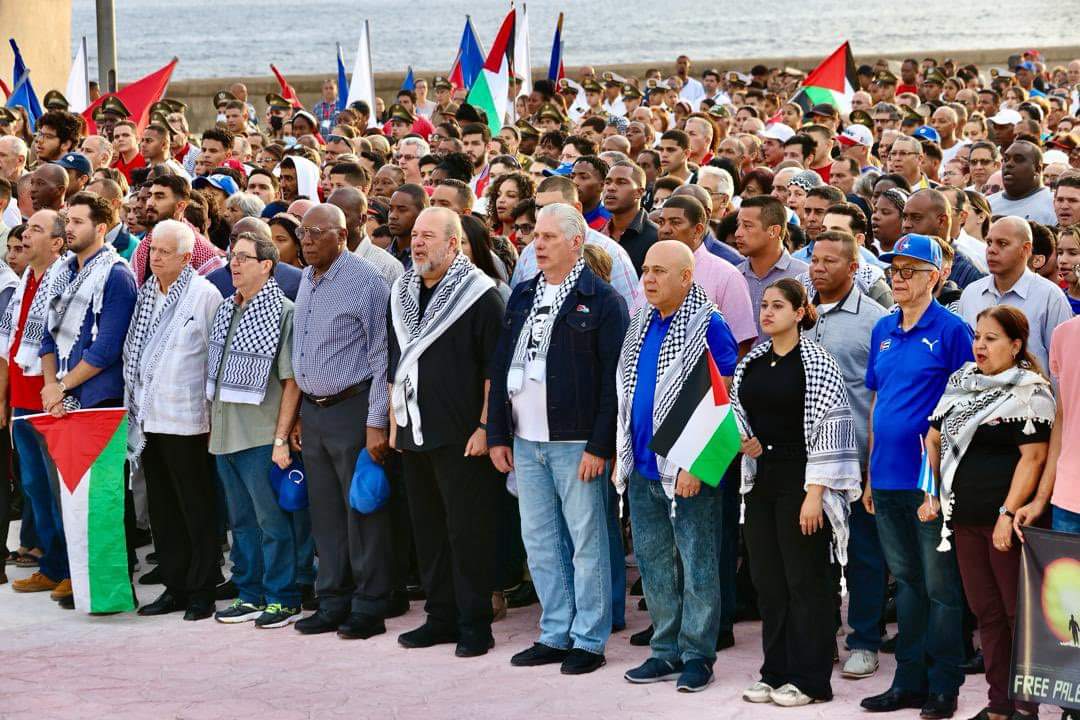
[615,283,713,515]
[928,362,1055,551]
[123,264,198,463]
[506,257,585,396]
[0,259,49,374]
[46,246,126,376]
[205,276,285,406]
[390,252,494,446]
[730,338,862,576]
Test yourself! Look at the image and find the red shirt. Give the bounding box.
[812,163,831,183]
[897,83,918,96]
[9,270,44,411]
[112,151,146,185]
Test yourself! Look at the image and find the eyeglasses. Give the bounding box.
[885,266,934,280]
[227,251,259,264]
[889,150,919,159]
[296,225,337,239]
[394,154,418,162]
[512,222,535,235]
[35,131,58,141]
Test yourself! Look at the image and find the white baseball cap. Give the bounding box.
[760,123,796,142]
[989,108,1022,126]
[837,124,874,148]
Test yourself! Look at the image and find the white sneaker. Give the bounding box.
[841,649,879,679]
[742,681,775,703]
[770,683,817,707]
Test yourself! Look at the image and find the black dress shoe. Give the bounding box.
[637,597,647,611]
[183,600,214,621]
[138,591,185,616]
[510,642,568,667]
[215,579,238,601]
[337,613,386,639]
[299,584,318,611]
[504,581,538,609]
[716,629,735,651]
[385,591,410,619]
[560,648,606,675]
[146,551,159,565]
[630,577,644,596]
[630,625,654,646]
[405,581,426,601]
[960,649,985,675]
[58,594,75,610]
[294,610,347,635]
[861,688,929,713]
[920,694,957,719]
[398,622,459,648]
[137,567,163,585]
[455,632,494,658]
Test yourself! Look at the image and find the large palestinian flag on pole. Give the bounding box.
[790,41,858,115]
[649,350,741,487]
[20,409,133,614]
[467,8,516,135]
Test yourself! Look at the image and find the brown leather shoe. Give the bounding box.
[0,569,7,584]
[50,579,73,600]
[12,571,60,592]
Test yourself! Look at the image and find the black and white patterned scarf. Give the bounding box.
[730,338,862,569]
[0,258,52,375]
[506,257,586,395]
[205,276,285,406]
[390,252,494,446]
[615,283,713,506]
[46,246,126,376]
[929,362,1055,551]
[123,264,198,463]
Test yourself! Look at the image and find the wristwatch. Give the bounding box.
[57,380,67,394]
[273,437,287,447]
[999,505,1015,519]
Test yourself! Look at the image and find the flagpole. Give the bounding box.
[95,0,118,91]
[365,20,375,119]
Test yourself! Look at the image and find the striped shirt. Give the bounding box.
[293,250,390,427]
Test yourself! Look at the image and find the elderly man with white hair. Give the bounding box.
[395,136,431,186]
[79,135,113,170]
[696,166,735,221]
[124,218,223,622]
[488,202,629,675]
[224,192,266,229]
[958,215,1072,372]
[0,136,28,228]
[387,206,506,657]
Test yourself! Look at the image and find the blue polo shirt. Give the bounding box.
[631,310,739,480]
[865,300,973,490]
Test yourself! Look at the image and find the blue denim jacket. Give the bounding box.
[487,265,629,458]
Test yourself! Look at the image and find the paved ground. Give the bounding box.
[0,527,994,720]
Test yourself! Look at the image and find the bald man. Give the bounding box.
[617,239,740,690]
[958,215,1072,372]
[28,164,68,212]
[326,187,403,286]
[930,106,967,165]
[291,203,396,639]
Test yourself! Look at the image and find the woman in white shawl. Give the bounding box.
[730,278,862,708]
[921,306,1054,720]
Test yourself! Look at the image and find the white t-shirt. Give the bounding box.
[511,283,558,442]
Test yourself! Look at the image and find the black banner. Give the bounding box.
[1012,527,1080,710]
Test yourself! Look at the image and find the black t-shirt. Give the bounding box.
[931,417,1050,526]
[738,345,807,463]
[388,284,505,452]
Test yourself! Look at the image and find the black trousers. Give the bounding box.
[401,444,498,636]
[141,433,219,603]
[301,390,391,617]
[743,461,835,700]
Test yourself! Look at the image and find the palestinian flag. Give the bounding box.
[790,41,858,115]
[20,409,134,614]
[649,350,741,487]
[467,9,515,135]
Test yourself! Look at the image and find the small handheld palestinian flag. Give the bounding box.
[19,409,134,614]
[917,434,938,497]
[649,350,741,487]
[790,41,858,115]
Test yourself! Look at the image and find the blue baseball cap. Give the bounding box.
[880,233,942,269]
[53,152,92,176]
[541,161,574,177]
[1017,61,1037,73]
[192,173,239,197]
[912,125,941,144]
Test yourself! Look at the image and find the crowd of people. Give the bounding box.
[2,46,1080,720]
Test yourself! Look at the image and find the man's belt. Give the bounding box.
[302,381,368,408]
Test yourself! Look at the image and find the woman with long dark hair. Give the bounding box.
[460,215,510,302]
[486,171,534,240]
[731,278,861,708]
[922,305,1054,720]
[268,212,304,268]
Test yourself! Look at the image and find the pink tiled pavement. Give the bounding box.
[0,545,992,720]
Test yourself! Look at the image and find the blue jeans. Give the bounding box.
[716,462,740,634]
[847,498,886,651]
[604,478,626,628]
[1052,504,1080,534]
[216,446,304,606]
[13,408,69,581]
[629,472,721,664]
[514,437,612,654]
[873,488,964,695]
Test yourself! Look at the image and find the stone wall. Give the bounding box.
[161,44,1080,133]
[1,0,73,100]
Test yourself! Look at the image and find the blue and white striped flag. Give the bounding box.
[917,434,937,496]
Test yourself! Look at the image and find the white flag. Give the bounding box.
[345,20,378,128]
[514,5,532,99]
[66,37,89,113]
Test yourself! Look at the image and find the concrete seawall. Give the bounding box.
[165,45,1080,134]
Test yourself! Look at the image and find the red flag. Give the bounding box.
[270,64,303,108]
[0,78,10,100]
[82,58,177,134]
